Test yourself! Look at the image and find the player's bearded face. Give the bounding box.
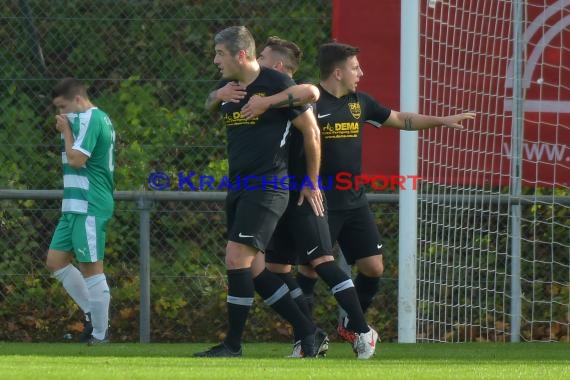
[214,44,241,80]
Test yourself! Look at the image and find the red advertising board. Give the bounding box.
[332,0,401,179]
[333,0,570,186]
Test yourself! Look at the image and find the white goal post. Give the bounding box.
[400,0,570,343]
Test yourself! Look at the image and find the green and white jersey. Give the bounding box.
[61,107,115,218]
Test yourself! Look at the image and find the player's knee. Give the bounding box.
[225,242,255,269]
[225,253,243,269]
[266,262,291,274]
[310,254,334,268]
[372,261,384,277]
[45,250,71,273]
[356,255,384,277]
[78,261,104,277]
[298,264,318,279]
[45,256,58,273]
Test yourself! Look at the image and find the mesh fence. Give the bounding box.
[0,0,399,343]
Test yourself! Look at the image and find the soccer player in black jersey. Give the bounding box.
[314,42,475,340]
[242,41,475,348]
[245,36,379,359]
[193,26,327,358]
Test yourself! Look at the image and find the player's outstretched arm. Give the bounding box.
[291,110,324,217]
[205,82,247,113]
[384,110,476,130]
[241,84,320,119]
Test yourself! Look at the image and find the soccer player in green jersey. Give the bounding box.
[46,78,115,345]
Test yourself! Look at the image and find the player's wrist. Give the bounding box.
[288,93,294,107]
[215,89,224,102]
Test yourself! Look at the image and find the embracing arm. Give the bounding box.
[204,82,247,113]
[204,90,221,114]
[383,110,476,130]
[241,84,320,119]
[291,110,324,217]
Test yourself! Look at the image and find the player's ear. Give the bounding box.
[237,50,247,63]
[333,67,343,81]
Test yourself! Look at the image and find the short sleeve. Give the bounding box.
[72,111,101,157]
[361,92,391,127]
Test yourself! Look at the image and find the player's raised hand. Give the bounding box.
[55,114,71,133]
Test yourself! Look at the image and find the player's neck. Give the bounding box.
[319,80,349,98]
[77,99,95,113]
[238,61,261,87]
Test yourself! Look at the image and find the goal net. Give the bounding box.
[417,0,570,342]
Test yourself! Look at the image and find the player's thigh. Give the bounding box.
[327,209,346,245]
[71,214,109,263]
[47,215,74,269]
[227,189,288,252]
[289,208,334,265]
[265,214,296,266]
[336,206,383,265]
[49,214,73,253]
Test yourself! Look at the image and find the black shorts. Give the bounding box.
[265,197,333,265]
[226,188,289,251]
[328,205,383,265]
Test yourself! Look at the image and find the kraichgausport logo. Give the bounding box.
[147,172,421,191]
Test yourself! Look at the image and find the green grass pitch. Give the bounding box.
[1,342,569,379]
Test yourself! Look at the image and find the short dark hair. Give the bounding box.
[52,77,88,100]
[262,36,303,74]
[318,42,360,79]
[214,25,256,58]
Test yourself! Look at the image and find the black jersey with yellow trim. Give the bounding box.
[316,85,391,210]
[216,67,309,187]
